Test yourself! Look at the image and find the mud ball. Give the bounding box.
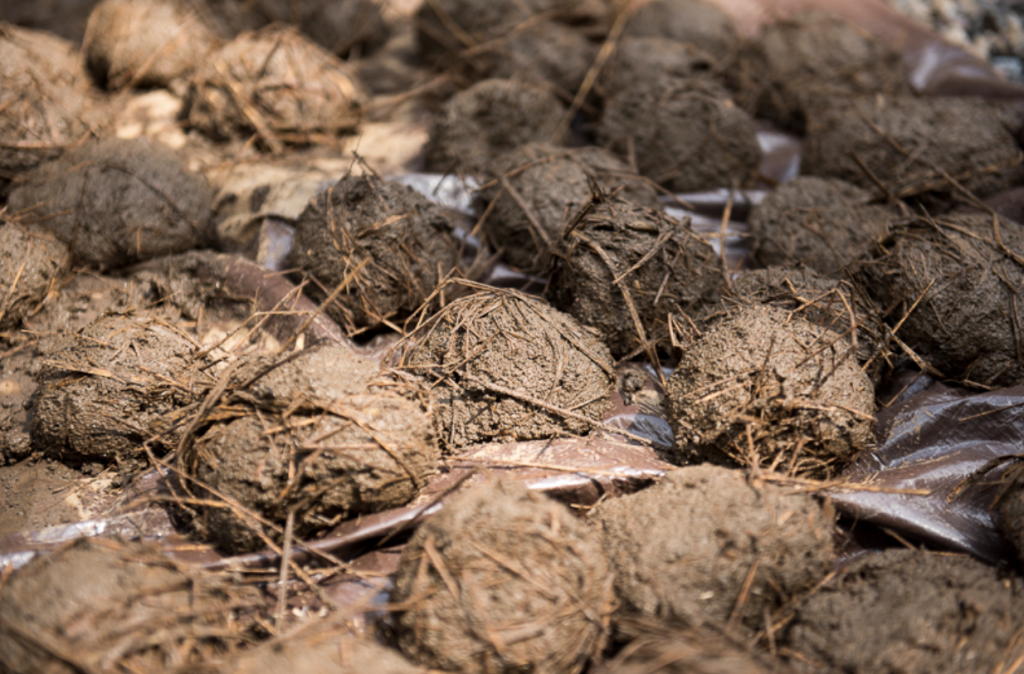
[598,77,762,193]
[482,142,661,272]
[730,267,891,385]
[597,36,716,100]
[252,0,388,57]
[227,626,425,674]
[857,212,1024,387]
[395,288,616,451]
[423,78,567,175]
[749,176,896,278]
[186,25,366,145]
[997,467,1024,567]
[0,222,69,332]
[666,304,875,479]
[0,538,255,674]
[83,0,215,89]
[620,0,738,62]
[784,549,1024,674]
[479,20,597,96]
[391,481,613,674]
[589,465,834,633]
[290,173,460,334]
[804,94,1024,200]
[7,137,213,269]
[547,191,723,359]
[732,13,911,133]
[31,312,217,467]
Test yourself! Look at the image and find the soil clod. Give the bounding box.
[0,221,69,333]
[620,0,738,62]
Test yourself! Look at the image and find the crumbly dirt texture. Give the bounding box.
[7,137,214,268]
[290,173,460,334]
[253,0,388,57]
[858,212,1024,387]
[0,221,69,332]
[598,77,762,193]
[589,466,834,634]
[482,143,662,272]
[395,287,617,451]
[666,304,875,479]
[749,176,897,278]
[423,78,567,175]
[0,538,258,674]
[479,20,597,97]
[620,0,738,61]
[597,36,716,101]
[391,481,613,674]
[185,344,438,553]
[83,0,215,89]
[187,25,367,146]
[804,93,1024,199]
[732,12,911,133]
[729,267,891,385]
[784,549,1024,674]
[547,191,724,360]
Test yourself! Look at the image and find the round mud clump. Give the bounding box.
[666,304,875,479]
[252,0,388,57]
[597,36,716,100]
[185,345,438,553]
[0,221,69,332]
[478,20,597,97]
[784,549,1024,674]
[290,173,460,334]
[749,176,896,278]
[804,94,1024,199]
[83,0,216,89]
[547,191,724,360]
[732,13,911,133]
[598,77,762,193]
[0,538,257,674]
[730,267,891,385]
[620,0,738,61]
[589,465,834,633]
[395,287,617,451]
[857,212,1024,387]
[7,137,213,268]
[482,142,661,272]
[187,25,366,146]
[424,78,567,175]
[32,312,217,467]
[392,481,613,674]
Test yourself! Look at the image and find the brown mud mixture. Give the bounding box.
[252,0,388,58]
[597,36,717,101]
[0,221,69,333]
[391,481,613,674]
[621,0,739,62]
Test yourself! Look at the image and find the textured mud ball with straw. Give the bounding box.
[857,212,1024,387]
[748,176,897,278]
[783,549,1024,673]
[619,0,738,61]
[481,143,661,272]
[186,25,366,148]
[731,12,911,133]
[394,286,617,451]
[666,303,875,479]
[803,94,1024,199]
[598,77,762,193]
[6,137,214,268]
[83,0,215,89]
[0,221,69,332]
[547,190,723,360]
[182,345,439,554]
[290,172,460,335]
[474,20,597,96]
[596,36,716,100]
[589,465,834,634]
[0,538,259,674]
[423,78,567,175]
[391,481,614,674]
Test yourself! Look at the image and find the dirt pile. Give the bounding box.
[252,0,387,57]
[784,549,1024,673]
[0,221,69,333]
[0,538,259,674]
[482,143,661,272]
[598,36,716,100]
[589,466,834,633]
[290,173,460,335]
[547,191,723,360]
[391,481,613,674]
[620,0,738,61]
[598,77,762,193]
[749,176,897,278]
[7,137,214,268]
[394,286,617,451]
[186,25,366,148]
[666,303,875,479]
